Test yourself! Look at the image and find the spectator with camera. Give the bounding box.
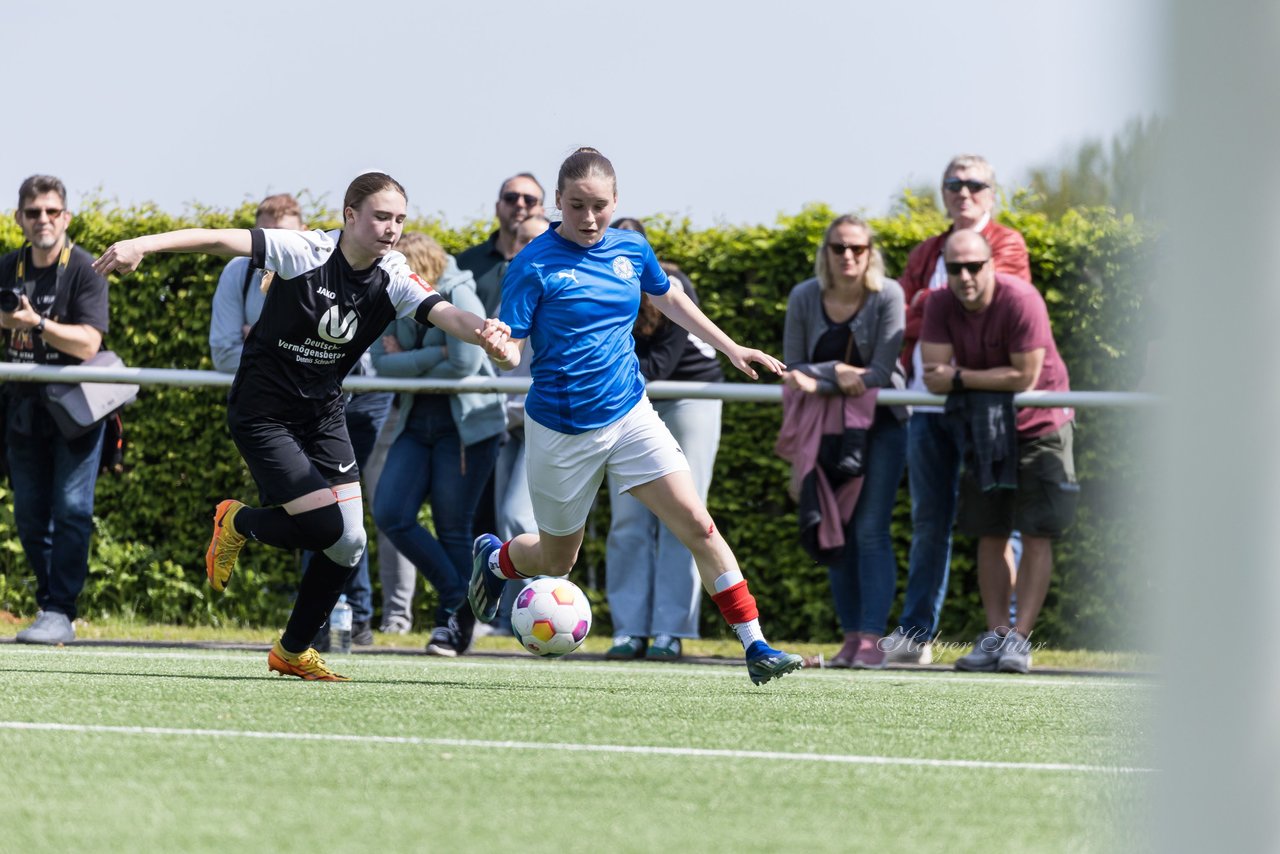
[0,175,111,644]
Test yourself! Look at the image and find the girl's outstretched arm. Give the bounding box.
[651,285,785,380]
[93,228,254,276]
[425,301,518,367]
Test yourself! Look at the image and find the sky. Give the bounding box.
[3,0,1164,228]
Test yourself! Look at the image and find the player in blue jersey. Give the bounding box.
[94,173,511,680]
[469,148,803,685]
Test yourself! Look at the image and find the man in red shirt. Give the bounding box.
[883,154,1030,665]
[921,229,1078,673]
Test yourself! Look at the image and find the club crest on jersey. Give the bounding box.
[318,306,358,344]
[612,256,635,280]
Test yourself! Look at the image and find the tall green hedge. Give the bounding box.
[0,199,1152,649]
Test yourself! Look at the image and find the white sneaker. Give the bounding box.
[881,628,934,665]
[954,630,1005,672]
[16,611,76,644]
[997,630,1032,673]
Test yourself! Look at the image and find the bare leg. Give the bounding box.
[282,487,337,515]
[1011,536,1054,634]
[506,528,586,578]
[628,471,736,594]
[977,535,1014,630]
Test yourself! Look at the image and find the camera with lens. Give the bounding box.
[0,286,22,313]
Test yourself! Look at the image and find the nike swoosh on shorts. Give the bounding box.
[338,460,356,473]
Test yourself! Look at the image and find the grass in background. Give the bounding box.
[1,613,1155,673]
[1,645,1151,853]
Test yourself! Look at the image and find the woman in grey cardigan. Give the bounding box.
[371,233,506,657]
[781,214,908,669]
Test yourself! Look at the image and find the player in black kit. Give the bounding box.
[94,173,512,680]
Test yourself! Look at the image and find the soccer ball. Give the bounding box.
[511,576,592,657]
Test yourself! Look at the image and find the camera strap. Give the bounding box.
[11,237,74,362]
[15,238,73,301]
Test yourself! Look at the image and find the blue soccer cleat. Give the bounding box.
[468,534,505,623]
[745,640,804,686]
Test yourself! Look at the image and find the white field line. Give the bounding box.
[0,647,1154,690]
[0,720,1153,774]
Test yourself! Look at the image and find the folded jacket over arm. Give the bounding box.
[775,387,880,562]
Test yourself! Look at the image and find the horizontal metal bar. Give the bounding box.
[0,363,1161,409]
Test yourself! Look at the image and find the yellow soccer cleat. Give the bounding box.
[205,499,246,592]
[267,640,350,682]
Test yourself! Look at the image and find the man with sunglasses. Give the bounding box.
[457,172,546,632]
[919,229,1076,673]
[457,173,545,315]
[881,154,1032,666]
[0,175,111,644]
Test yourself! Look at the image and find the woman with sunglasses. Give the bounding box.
[93,172,511,681]
[780,214,907,669]
[469,147,803,685]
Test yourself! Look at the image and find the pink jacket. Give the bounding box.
[775,387,879,559]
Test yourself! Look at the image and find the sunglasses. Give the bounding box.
[943,178,990,194]
[827,242,871,258]
[945,258,991,276]
[501,192,541,207]
[21,206,65,221]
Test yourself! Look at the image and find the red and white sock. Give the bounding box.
[488,542,527,580]
[711,570,765,649]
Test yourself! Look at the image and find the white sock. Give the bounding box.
[713,569,744,594]
[487,548,504,578]
[732,619,765,649]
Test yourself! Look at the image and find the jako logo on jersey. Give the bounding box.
[318,306,358,344]
[612,257,635,279]
[317,286,337,299]
[554,270,579,283]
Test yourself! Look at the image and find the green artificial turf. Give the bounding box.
[0,645,1151,853]
[2,615,1155,673]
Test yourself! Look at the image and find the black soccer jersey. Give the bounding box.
[230,228,442,418]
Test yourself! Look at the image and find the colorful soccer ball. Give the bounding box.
[510,576,592,657]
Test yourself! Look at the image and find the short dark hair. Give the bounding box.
[611,217,646,236]
[498,172,544,200]
[18,175,67,209]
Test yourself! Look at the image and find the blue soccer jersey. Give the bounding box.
[500,225,670,434]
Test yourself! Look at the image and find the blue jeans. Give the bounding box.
[301,391,392,623]
[605,397,722,639]
[6,396,104,620]
[494,430,536,543]
[373,402,499,626]
[900,412,964,638]
[828,415,907,635]
[491,428,537,630]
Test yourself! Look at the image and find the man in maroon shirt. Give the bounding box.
[921,229,1078,673]
[884,154,1030,666]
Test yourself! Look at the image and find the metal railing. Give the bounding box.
[0,363,1161,409]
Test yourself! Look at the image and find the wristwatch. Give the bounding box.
[33,317,46,336]
[951,369,965,392]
